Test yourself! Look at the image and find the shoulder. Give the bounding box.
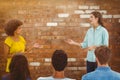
[2,74,10,80]
[100,26,108,32]
[37,76,53,80]
[37,76,74,80]
[19,36,26,43]
[88,27,93,31]
[111,70,120,78]
[27,77,32,80]
[4,36,13,47]
[85,27,93,34]
[64,78,75,80]
[82,71,96,80]
[5,36,12,42]
[19,35,25,40]
[87,27,94,33]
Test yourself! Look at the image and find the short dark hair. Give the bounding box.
[9,53,31,80]
[4,19,23,36]
[95,46,111,65]
[52,50,68,71]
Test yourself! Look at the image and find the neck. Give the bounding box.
[14,34,19,37]
[98,62,108,67]
[93,23,99,29]
[53,71,65,78]
[11,34,19,41]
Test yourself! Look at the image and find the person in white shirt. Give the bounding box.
[37,50,75,80]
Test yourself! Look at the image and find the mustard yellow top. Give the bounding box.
[4,36,26,72]
[4,36,26,54]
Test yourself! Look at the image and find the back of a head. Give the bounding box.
[9,53,31,80]
[95,46,111,65]
[52,50,68,71]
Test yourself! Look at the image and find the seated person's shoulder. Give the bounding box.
[82,71,96,80]
[2,74,10,80]
[64,78,76,80]
[37,76,75,80]
[111,70,120,78]
[37,76,53,80]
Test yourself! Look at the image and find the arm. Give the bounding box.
[81,31,88,48]
[102,29,109,46]
[4,44,12,58]
[24,43,42,53]
[4,44,9,57]
[65,39,81,47]
[65,30,89,48]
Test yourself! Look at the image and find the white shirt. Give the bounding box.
[37,76,75,80]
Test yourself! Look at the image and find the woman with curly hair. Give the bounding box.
[4,19,39,72]
[4,19,26,72]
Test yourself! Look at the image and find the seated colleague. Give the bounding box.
[37,50,75,80]
[82,46,120,80]
[2,53,31,80]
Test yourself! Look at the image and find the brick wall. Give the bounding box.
[0,0,120,80]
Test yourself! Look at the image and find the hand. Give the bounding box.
[88,46,96,51]
[33,43,42,48]
[65,39,76,45]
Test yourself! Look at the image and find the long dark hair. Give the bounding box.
[9,54,31,80]
[91,11,104,27]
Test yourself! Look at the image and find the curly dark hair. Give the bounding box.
[9,53,31,80]
[52,50,68,71]
[4,19,23,36]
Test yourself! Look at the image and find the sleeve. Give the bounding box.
[20,36,26,45]
[82,74,89,80]
[4,37,12,47]
[81,30,88,48]
[102,29,109,46]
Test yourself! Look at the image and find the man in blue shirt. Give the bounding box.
[82,46,120,80]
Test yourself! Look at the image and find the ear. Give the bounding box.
[96,57,99,63]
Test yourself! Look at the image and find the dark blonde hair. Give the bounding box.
[95,46,111,65]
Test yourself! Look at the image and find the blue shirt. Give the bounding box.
[82,66,120,80]
[81,25,109,62]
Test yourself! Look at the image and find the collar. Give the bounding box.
[96,66,111,71]
[91,25,102,31]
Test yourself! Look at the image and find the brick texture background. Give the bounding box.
[0,0,120,80]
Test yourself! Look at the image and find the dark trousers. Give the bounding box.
[87,61,97,73]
